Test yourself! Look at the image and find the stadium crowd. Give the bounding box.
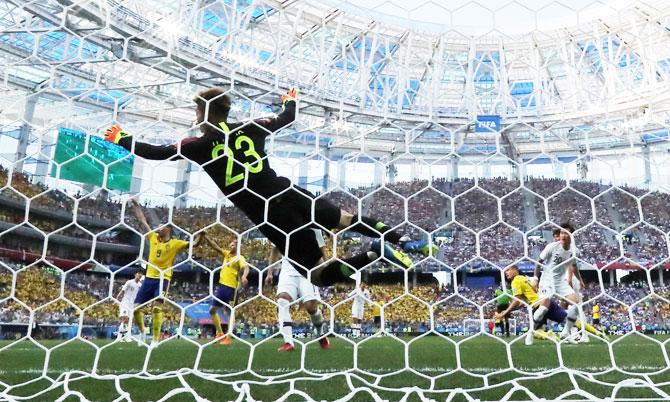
[1,165,670,339]
[2,165,669,269]
[2,262,670,338]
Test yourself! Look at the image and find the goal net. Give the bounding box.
[1,0,670,401]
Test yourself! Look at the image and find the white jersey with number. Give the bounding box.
[539,241,578,282]
[538,241,578,297]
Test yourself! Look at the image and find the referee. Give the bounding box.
[494,287,512,337]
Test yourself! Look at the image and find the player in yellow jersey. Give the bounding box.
[129,200,199,347]
[592,303,601,329]
[373,302,382,331]
[496,265,607,345]
[203,234,249,345]
[496,265,555,344]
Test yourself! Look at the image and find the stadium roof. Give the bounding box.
[1,0,670,157]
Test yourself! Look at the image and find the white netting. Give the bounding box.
[2,0,670,401]
[463,319,518,336]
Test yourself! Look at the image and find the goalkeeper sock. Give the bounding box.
[278,298,293,344]
[211,311,223,336]
[350,215,403,244]
[134,311,145,334]
[151,307,163,342]
[534,329,558,341]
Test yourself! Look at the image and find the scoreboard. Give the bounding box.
[50,127,134,191]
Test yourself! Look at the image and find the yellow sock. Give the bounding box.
[211,311,223,336]
[534,329,558,341]
[152,307,163,342]
[576,321,598,335]
[134,311,145,334]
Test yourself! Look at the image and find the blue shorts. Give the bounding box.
[134,278,170,305]
[211,285,236,307]
[534,300,567,325]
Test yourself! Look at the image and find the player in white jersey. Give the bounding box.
[265,228,330,352]
[568,269,583,303]
[115,271,143,342]
[349,283,371,337]
[566,262,590,341]
[547,228,585,304]
[533,223,582,339]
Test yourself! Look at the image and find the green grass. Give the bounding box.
[1,335,669,401]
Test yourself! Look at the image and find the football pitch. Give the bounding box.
[1,335,670,401]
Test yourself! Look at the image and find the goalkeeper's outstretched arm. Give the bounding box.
[104,124,202,161]
[103,88,297,159]
[252,88,298,134]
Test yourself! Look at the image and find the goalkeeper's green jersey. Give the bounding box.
[495,288,511,305]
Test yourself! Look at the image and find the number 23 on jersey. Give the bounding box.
[211,124,263,187]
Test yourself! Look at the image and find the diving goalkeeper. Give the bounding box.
[104,88,426,286]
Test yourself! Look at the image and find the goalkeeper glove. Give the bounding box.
[280,87,298,104]
[104,124,132,144]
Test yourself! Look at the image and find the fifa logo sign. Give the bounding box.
[475,115,501,132]
[477,121,497,130]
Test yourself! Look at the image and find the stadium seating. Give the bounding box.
[2,166,670,337]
